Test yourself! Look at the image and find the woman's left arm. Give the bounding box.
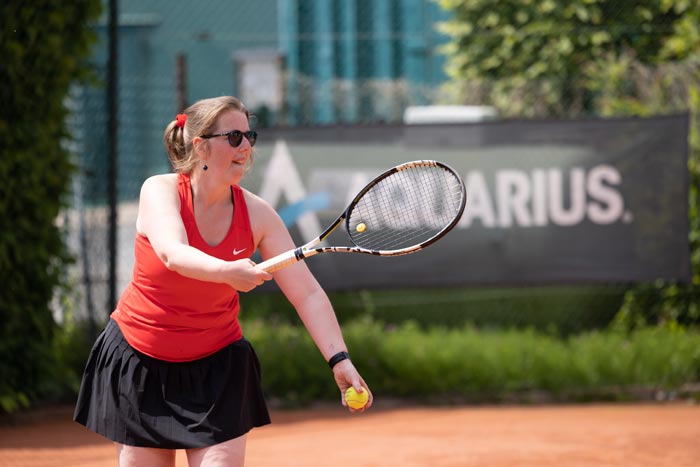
[246,191,373,411]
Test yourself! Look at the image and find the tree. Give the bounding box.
[437,0,692,117]
[0,1,102,413]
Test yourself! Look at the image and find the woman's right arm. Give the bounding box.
[136,175,271,291]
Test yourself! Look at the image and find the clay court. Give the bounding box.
[1,402,699,466]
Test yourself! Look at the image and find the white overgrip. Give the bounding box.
[256,249,301,273]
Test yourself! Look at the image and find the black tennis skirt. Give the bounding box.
[73,319,271,449]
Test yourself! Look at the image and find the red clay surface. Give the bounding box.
[1,403,699,466]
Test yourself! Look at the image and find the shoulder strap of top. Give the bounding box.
[230,184,251,232]
[177,173,195,225]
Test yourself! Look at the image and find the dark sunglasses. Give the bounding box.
[201,129,257,147]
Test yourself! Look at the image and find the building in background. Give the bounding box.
[75,0,451,201]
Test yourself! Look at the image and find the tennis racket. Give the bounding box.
[257,160,466,273]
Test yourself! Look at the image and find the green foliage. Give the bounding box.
[245,318,700,405]
[584,52,696,116]
[437,0,693,116]
[245,320,336,405]
[44,315,101,404]
[0,1,101,413]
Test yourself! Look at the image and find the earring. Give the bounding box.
[203,164,208,171]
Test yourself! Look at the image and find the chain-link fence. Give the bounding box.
[58,0,697,333]
[57,0,452,325]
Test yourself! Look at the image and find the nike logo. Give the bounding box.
[233,248,247,256]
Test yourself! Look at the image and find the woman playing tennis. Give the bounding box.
[74,95,372,467]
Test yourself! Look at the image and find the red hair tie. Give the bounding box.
[175,113,187,128]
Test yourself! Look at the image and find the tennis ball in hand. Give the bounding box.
[345,386,369,409]
[356,222,366,233]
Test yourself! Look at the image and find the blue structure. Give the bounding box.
[79,0,450,200]
[278,0,450,124]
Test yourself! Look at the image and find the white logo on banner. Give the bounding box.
[461,165,632,228]
[259,143,632,238]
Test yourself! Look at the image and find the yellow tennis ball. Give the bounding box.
[345,386,369,409]
[356,222,366,233]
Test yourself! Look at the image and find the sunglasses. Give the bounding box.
[201,129,257,147]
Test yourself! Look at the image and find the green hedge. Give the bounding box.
[0,1,101,413]
[244,318,700,406]
[22,314,700,412]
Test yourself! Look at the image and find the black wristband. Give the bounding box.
[328,351,350,369]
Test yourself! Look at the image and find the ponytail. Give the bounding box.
[163,118,193,173]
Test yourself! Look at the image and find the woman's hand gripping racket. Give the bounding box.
[257,160,467,273]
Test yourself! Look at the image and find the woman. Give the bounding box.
[74,96,372,467]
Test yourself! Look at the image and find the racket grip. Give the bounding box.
[257,249,302,273]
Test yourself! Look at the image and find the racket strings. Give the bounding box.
[348,165,464,251]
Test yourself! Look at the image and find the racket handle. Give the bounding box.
[257,249,302,273]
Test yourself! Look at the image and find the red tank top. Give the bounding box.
[111,174,254,362]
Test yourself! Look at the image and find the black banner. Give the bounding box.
[242,114,691,290]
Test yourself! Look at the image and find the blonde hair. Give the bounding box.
[163,96,252,174]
